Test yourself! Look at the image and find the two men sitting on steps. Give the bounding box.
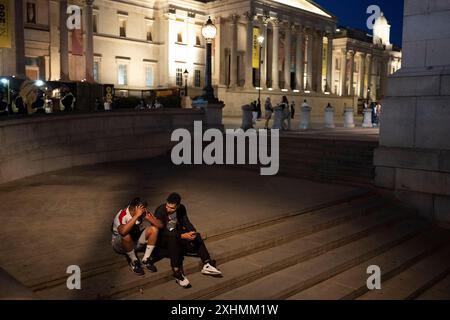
[111,193,222,288]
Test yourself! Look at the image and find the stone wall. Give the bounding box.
[375,0,450,227]
[0,110,204,184]
[218,87,359,118]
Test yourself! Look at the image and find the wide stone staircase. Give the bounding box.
[32,191,450,300]
[277,134,378,186]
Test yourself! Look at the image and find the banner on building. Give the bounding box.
[279,37,285,72]
[252,27,260,69]
[0,0,11,48]
[322,43,328,77]
[72,29,83,56]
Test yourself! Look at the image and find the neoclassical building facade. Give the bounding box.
[0,0,401,115]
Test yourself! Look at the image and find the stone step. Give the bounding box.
[287,227,450,300]
[280,157,374,170]
[124,207,414,300]
[35,194,385,299]
[357,245,450,300]
[280,163,375,177]
[28,191,373,292]
[279,148,375,160]
[416,274,450,300]
[212,219,424,300]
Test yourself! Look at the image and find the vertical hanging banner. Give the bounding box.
[0,0,11,48]
[71,8,83,56]
[252,27,260,69]
[72,29,83,56]
[322,43,328,77]
[279,37,285,71]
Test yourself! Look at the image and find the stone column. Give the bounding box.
[260,20,268,89]
[358,53,366,98]
[244,12,254,89]
[229,15,238,88]
[60,0,70,80]
[271,19,280,90]
[295,25,304,91]
[85,0,95,82]
[316,31,324,93]
[370,57,377,101]
[284,22,292,90]
[340,49,347,96]
[348,50,355,96]
[326,33,333,93]
[14,0,26,79]
[306,29,313,91]
[365,53,372,99]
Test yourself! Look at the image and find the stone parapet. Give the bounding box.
[0,109,204,184]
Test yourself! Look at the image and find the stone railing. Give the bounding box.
[0,109,204,184]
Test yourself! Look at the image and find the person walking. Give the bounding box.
[264,97,273,130]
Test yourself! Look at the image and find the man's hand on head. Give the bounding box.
[135,204,146,217]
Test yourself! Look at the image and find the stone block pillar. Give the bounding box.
[375,0,450,227]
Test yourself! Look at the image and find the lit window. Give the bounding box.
[176,68,183,86]
[195,70,201,87]
[93,62,99,82]
[26,2,37,24]
[119,19,127,38]
[93,14,98,33]
[118,64,128,85]
[335,58,340,70]
[147,30,153,42]
[177,33,183,43]
[145,65,154,87]
[196,35,202,46]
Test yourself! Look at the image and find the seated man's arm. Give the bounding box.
[145,211,164,229]
[181,205,196,232]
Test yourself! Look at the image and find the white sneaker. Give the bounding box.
[201,263,222,276]
[174,272,191,288]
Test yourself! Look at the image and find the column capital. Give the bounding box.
[293,24,304,35]
[271,17,281,27]
[85,0,95,6]
[229,14,239,24]
[347,50,355,57]
[243,11,256,22]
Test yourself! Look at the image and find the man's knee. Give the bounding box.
[146,225,159,238]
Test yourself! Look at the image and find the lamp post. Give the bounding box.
[257,35,264,102]
[183,69,189,97]
[201,17,217,101]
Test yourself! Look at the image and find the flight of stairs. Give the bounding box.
[32,192,450,300]
[277,135,378,186]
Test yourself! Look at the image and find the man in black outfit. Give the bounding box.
[152,193,222,288]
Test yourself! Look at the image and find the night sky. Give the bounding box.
[314,0,404,46]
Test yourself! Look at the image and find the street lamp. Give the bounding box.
[257,35,264,102]
[183,69,189,97]
[200,17,217,101]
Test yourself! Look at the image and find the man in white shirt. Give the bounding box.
[111,198,163,276]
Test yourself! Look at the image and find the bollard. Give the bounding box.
[241,104,254,130]
[343,106,355,128]
[324,104,335,129]
[362,108,373,128]
[272,105,284,130]
[299,102,312,130]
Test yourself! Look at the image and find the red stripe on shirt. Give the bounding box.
[118,209,127,225]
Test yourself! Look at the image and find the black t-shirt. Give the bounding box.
[154,204,195,237]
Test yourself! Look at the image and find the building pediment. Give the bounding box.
[267,0,332,18]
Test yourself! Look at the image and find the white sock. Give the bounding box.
[126,250,138,262]
[142,245,155,261]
